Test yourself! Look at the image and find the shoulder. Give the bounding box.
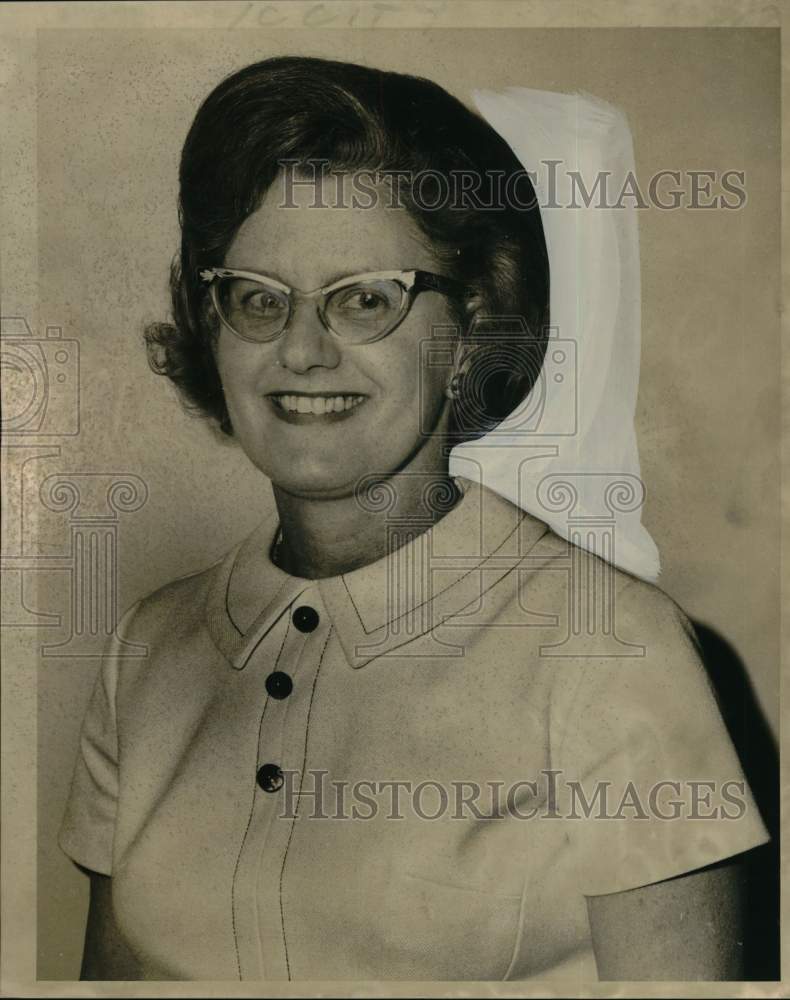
[558,570,716,741]
[101,537,247,711]
[517,518,694,636]
[612,572,702,659]
[522,526,713,730]
[118,539,241,645]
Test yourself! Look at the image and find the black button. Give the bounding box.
[265,671,293,699]
[292,605,319,633]
[256,763,284,793]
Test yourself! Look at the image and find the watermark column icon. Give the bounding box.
[350,472,467,659]
[535,472,647,657]
[39,474,148,657]
[1,317,78,627]
[1,315,149,655]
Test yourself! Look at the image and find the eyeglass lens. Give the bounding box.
[214,276,407,343]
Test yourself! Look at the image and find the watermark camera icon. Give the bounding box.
[419,317,577,438]
[1,317,80,436]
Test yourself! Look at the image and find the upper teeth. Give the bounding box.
[272,394,365,414]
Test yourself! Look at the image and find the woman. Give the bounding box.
[59,56,768,982]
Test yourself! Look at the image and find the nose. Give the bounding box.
[275,300,341,374]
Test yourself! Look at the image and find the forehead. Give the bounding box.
[224,171,438,287]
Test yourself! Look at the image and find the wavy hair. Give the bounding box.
[144,56,550,440]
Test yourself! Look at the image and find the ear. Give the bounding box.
[463,290,484,318]
[450,336,476,376]
[451,292,483,370]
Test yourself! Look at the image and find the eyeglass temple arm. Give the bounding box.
[200,266,465,297]
[415,272,467,303]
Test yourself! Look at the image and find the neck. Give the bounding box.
[271,447,461,580]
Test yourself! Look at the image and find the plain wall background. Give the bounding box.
[28,27,779,979]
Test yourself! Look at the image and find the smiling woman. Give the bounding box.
[57,55,769,983]
[205,173,467,505]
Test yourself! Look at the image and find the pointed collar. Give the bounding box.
[204,478,549,670]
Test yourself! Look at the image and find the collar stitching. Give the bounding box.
[219,544,245,638]
[347,558,532,665]
[271,610,292,668]
[227,574,294,637]
[339,513,529,636]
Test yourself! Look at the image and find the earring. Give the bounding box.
[445,373,463,401]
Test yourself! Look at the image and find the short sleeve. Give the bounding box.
[555,579,770,897]
[58,603,138,875]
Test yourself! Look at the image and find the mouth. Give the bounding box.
[266,393,368,424]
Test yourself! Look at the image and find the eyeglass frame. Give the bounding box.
[198,266,466,345]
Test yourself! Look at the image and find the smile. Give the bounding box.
[270,394,366,414]
[266,393,368,424]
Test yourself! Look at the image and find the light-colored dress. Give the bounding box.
[59,479,769,980]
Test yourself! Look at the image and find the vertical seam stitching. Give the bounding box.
[231,694,270,980]
[230,614,290,979]
[278,623,332,981]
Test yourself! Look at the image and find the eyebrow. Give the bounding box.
[233,266,383,289]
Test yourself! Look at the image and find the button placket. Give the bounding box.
[231,589,327,980]
[259,591,329,981]
[247,611,306,809]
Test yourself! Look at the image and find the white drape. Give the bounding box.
[449,88,661,583]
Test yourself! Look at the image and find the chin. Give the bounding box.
[266,462,365,500]
[248,436,432,500]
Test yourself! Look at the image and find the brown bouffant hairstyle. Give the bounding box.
[144,56,550,440]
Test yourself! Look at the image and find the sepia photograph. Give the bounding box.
[0,1,783,993]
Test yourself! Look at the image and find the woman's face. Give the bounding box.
[213,173,459,499]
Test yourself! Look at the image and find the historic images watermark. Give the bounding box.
[273,769,751,822]
[347,317,647,660]
[0,315,148,656]
[277,159,748,211]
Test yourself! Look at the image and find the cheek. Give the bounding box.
[374,357,447,424]
[214,338,265,400]
[213,336,237,389]
[372,332,452,410]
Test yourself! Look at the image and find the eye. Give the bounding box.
[335,288,389,313]
[242,290,288,316]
